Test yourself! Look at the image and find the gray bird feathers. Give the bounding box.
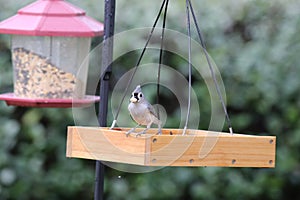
[127,85,162,137]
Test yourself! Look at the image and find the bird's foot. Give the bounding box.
[134,129,147,137]
[156,129,162,135]
[125,128,136,137]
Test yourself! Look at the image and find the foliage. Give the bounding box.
[1,0,300,199]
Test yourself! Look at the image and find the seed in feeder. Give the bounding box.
[12,48,83,99]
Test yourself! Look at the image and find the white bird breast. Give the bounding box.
[128,102,153,125]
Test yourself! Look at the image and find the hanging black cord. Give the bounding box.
[182,0,192,135]
[187,0,233,134]
[111,0,167,128]
[156,0,169,120]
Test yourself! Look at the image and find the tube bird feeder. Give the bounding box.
[0,0,103,107]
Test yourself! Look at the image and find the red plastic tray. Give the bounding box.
[0,93,100,108]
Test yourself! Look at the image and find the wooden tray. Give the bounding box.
[66,126,276,167]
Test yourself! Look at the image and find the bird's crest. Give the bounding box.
[133,85,142,93]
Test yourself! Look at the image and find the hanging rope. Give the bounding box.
[187,0,233,134]
[182,0,193,135]
[110,0,168,129]
[156,0,169,120]
[111,0,233,134]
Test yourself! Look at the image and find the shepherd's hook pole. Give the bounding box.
[95,0,115,200]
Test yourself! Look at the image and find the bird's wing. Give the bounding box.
[146,102,159,119]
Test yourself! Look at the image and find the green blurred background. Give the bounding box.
[1,0,300,199]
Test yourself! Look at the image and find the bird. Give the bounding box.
[127,85,162,137]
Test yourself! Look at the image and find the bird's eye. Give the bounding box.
[139,93,143,98]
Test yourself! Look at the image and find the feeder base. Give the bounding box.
[0,93,99,108]
[66,126,276,167]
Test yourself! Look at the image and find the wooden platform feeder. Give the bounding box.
[0,0,103,107]
[66,126,276,168]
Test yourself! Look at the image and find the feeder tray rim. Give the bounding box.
[0,93,99,108]
[98,127,272,138]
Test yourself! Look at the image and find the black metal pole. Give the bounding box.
[94,0,115,200]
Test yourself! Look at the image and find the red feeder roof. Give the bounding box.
[0,0,103,37]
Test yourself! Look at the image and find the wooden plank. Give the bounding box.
[148,133,276,167]
[66,127,93,159]
[66,126,149,165]
[66,126,276,168]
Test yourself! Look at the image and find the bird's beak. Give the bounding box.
[130,97,138,103]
